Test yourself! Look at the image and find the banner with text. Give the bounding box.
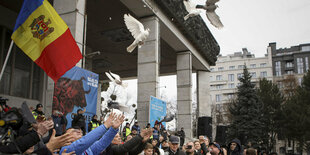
[52,66,98,132]
[149,96,167,128]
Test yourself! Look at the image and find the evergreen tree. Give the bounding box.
[228,66,264,146]
[282,71,310,152]
[257,78,284,152]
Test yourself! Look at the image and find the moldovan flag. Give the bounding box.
[11,0,82,82]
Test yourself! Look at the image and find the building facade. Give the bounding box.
[270,42,310,87]
[269,42,310,155]
[207,48,273,139]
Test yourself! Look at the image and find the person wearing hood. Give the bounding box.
[227,139,243,155]
[32,103,45,121]
[72,108,86,135]
[88,115,100,132]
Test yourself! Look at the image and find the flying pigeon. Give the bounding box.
[107,101,131,113]
[196,0,223,29]
[159,113,175,123]
[183,0,202,20]
[124,14,150,53]
[105,71,128,87]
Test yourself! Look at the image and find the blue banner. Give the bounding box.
[149,96,167,128]
[52,66,98,132]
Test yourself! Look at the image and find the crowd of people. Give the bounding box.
[0,103,279,155]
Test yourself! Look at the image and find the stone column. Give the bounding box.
[137,16,160,127]
[197,71,211,117]
[42,0,86,113]
[177,51,192,138]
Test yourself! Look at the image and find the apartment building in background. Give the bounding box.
[208,48,273,129]
[270,42,310,90]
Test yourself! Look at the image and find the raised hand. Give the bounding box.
[46,129,75,152]
[104,112,117,128]
[111,114,125,129]
[35,119,54,137]
[140,128,153,142]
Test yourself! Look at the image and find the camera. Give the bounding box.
[186,145,193,149]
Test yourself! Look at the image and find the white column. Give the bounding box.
[197,71,211,117]
[53,0,86,67]
[137,16,160,127]
[177,51,192,138]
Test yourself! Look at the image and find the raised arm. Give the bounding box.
[60,113,117,154]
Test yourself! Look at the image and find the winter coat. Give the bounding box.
[227,139,243,155]
[165,148,186,155]
[101,134,146,155]
[0,130,40,154]
[60,124,118,155]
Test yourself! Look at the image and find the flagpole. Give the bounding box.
[0,40,14,82]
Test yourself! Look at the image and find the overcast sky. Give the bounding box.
[198,0,310,57]
[121,0,310,103]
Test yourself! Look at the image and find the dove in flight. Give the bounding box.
[159,113,175,123]
[183,0,202,20]
[124,14,150,53]
[105,71,128,87]
[196,0,223,29]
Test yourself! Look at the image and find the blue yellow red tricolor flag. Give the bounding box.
[11,0,82,82]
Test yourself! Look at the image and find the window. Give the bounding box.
[301,46,310,52]
[227,94,234,100]
[260,71,267,77]
[237,73,243,78]
[228,74,234,81]
[229,66,235,70]
[275,61,281,76]
[250,72,256,78]
[0,26,42,99]
[228,83,235,88]
[218,67,224,71]
[216,85,223,90]
[298,78,303,86]
[260,63,267,67]
[286,71,294,75]
[250,64,256,68]
[286,61,293,68]
[238,65,244,69]
[297,58,304,74]
[305,57,309,71]
[216,75,222,81]
[216,94,221,102]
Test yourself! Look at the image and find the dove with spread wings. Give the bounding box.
[124,14,150,53]
[183,0,202,21]
[196,0,223,29]
[105,71,128,88]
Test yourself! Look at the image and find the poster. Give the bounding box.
[149,96,167,128]
[52,66,98,132]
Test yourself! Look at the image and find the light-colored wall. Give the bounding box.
[207,50,273,125]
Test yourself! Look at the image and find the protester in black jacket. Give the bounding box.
[101,128,153,155]
[227,139,243,155]
[72,108,86,135]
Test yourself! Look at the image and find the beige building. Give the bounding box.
[207,48,273,139]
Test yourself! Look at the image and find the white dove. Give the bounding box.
[183,0,202,21]
[124,14,150,53]
[196,0,223,29]
[105,71,128,88]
